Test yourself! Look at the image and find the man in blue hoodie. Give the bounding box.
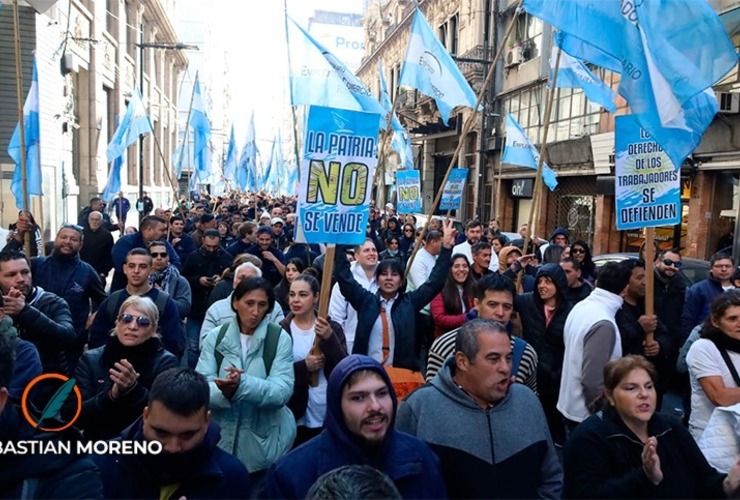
[95,367,250,499]
[262,355,446,499]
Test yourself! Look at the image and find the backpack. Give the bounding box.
[512,336,526,377]
[107,289,169,320]
[214,322,281,375]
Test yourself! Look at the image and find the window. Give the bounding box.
[514,14,542,62]
[438,14,459,55]
[551,86,602,142]
[504,85,544,144]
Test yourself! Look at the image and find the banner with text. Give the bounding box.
[396,170,422,213]
[439,168,468,211]
[298,106,380,245]
[615,115,680,230]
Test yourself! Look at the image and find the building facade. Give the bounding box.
[0,0,185,240]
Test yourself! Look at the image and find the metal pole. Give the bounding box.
[138,23,145,224]
[12,0,30,256]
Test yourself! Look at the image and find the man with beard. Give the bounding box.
[653,248,690,353]
[262,355,446,499]
[31,224,107,361]
[80,211,114,286]
[94,368,250,499]
[397,319,562,499]
[246,227,286,287]
[183,230,234,368]
[0,250,77,375]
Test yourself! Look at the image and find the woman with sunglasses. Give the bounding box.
[278,274,346,447]
[570,240,596,284]
[399,223,417,255]
[75,296,177,441]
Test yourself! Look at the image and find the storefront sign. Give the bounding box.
[615,115,680,230]
[511,178,533,198]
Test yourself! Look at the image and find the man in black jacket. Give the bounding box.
[246,227,286,287]
[0,250,77,375]
[560,258,592,307]
[0,335,103,498]
[94,368,250,499]
[653,248,690,354]
[80,211,114,286]
[182,230,234,368]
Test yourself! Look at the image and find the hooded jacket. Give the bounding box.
[262,355,446,500]
[182,247,234,321]
[0,403,102,498]
[94,418,250,499]
[397,357,563,499]
[499,247,535,293]
[548,227,569,245]
[514,264,572,399]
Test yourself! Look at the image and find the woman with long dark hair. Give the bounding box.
[687,290,740,440]
[278,274,346,446]
[274,258,306,315]
[570,240,596,284]
[430,254,475,338]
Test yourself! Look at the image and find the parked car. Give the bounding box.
[592,252,710,285]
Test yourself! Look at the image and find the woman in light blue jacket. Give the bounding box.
[197,276,296,485]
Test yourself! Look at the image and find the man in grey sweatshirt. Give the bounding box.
[397,319,562,499]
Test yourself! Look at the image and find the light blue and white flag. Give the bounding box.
[106,88,153,163]
[379,58,415,170]
[8,57,42,210]
[502,114,558,191]
[223,125,238,184]
[379,58,403,132]
[102,115,124,203]
[263,136,276,192]
[523,0,737,170]
[287,16,385,117]
[551,35,617,113]
[281,161,300,196]
[399,9,479,124]
[190,75,211,182]
[237,112,259,192]
[173,142,194,177]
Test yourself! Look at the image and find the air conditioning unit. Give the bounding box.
[506,46,523,67]
[717,92,740,114]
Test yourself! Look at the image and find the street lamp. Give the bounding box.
[136,27,198,222]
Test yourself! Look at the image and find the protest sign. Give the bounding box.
[615,115,680,230]
[396,170,421,213]
[297,106,380,245]
[439,168,468,211]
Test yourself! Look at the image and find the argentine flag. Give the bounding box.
[502,114,558,191]
[237,112,259,192]
[106,88,153,163]
[223,125,238,184]
[190,75,211,182]
[8,57,42,210]
[399,8,479,124]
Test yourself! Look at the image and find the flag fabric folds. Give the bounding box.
[522,0,737,169]
[399,8,479,124]
[263,133,283,194]
[190,75,211,182]
[379,58,415,170]
[287,16,385,116]
[106,88,153,163]
[502,114,558,191]
[223,125,238,184]
[237,112,259,192]
[8,57,42,210]
[102,115,124,203]
[551,35,617,113]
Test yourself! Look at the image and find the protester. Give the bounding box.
[558,262,631,430]
[564,355,740,498]
[0,334,103,498]
[148,241,191,320]
[0,250,77,375]
[274,257,306,315]
[262,355,447,499]
[569,240,596,284]
[80,211,115,286]
[75,296,178,441]
[398,318,562,498]
[94,368,250,499]
[560,257,592,307]
[246,227,286,287]
[687,290,740,440]
[197,277,296,482]
[305,465,401,500]
[5,211,43,257]
[430,254,475,339]
[278,274,347,446]
[682,252,735,344]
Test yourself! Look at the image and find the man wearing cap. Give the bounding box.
[271,217,289,250]
[384,203,396,219]
[262,355,446,499]
[246,227,286,287]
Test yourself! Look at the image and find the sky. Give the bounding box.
[219,0,366,152]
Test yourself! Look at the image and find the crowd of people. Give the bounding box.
[2,190,740,498]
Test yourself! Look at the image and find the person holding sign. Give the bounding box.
[333,220,456,399]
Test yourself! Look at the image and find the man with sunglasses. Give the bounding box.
[653,249,690,357]
[148,241,191,321]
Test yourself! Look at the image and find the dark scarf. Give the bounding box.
[149,265,173,293]
[705,327,740,355]
[102,336,160,379]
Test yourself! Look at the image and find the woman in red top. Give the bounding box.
[430,254,475,338]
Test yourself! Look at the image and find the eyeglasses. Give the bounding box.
[662,259,683,268]
[117,314,152,328]
[150,252,168,258]
[713,264,733,269]
[404,229,414,233]
[571,248,585,255]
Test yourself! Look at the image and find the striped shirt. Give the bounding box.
[425,327,539,394]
